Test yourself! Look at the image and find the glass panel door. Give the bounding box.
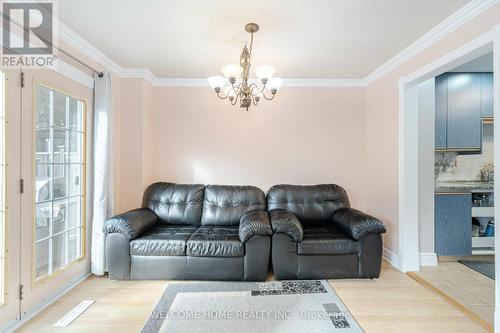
[20,69,91,314]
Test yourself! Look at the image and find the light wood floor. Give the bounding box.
[414,261,494,327]
[18,261,488,333]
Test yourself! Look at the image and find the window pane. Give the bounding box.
[52,199,67,234]
[53,91,67,128]
[69,98,81,132]
[68,196,81,229]
[53,129,68,163]
[52,233,67,272]
[35,239,49,279]
[52,164,68,199]
[35,163,52,202]
[35,202,51,241]
[67,228,81,263]
[35,85,50,128]
[69,131,83,163]
[68,165,81,196]
[35,128,51,163]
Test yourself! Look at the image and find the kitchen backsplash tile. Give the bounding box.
[435,124,493,182]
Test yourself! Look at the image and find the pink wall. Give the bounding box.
[137,86,367,210]
[363,4,500,254]
[113,78,155,212]
[112,3,500,257]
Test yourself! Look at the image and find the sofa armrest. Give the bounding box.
[269,209,303,242]
[239,210,272,243]
[104,208,157,240]
[332,208,386,240]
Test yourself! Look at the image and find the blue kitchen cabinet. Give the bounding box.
[481,72,493,118]
[435,74,448,150]
[435,193,472,256]
[446,73,482,151]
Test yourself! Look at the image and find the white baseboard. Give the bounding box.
[0,271,91,333]
[383,247,403,272]
[419,252,438,266]
[383,248,428,272]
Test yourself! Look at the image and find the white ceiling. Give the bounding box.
[58,0,471,79]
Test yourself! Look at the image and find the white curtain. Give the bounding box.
[91,72,114,275]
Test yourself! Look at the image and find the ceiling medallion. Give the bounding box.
[207,23,283,111]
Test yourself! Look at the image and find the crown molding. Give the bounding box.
[57,20,124,77]
[363,0,498,85]
[149,78,365,87]
[120,67,156,83]
[283,79,365,88]
[54,0,497,88]
[152,78,208,87]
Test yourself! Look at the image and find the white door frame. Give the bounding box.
[398,24,500,328]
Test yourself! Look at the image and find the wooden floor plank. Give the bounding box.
[410,261,494,333]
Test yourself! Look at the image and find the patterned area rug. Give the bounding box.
[141,280,363,333]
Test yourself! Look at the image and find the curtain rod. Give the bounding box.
[4,16,104,78]
[57,47,104,78]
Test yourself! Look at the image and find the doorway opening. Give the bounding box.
[398,26,499,331]
[417,53,494,330]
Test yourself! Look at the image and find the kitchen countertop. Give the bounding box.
[435,181,494,193]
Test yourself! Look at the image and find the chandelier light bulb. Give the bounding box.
[266,77,284,92]
[207,76,227,90]
[220,64,243,79]
[255,65,276,81]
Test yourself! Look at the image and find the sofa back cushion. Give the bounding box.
[201,185,266,226]
[142,182,205,225]
[267,184,350,225]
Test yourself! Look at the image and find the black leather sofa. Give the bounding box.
[104,182,385,281]
[268,184,386,279]
[104,182,272,280]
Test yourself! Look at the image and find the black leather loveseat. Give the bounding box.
[104,182,272,280]
[268,184,386,279]
[105,182,386,281]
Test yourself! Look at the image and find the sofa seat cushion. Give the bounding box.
[187,226,244,257]
[297,226,360,255]
[130,225,197,256]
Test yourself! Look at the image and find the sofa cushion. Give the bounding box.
[142,182,205,225]
[297,226,360,255]
[267,184,350,225]
[130,225,197,256]
[187,226,244,257]
[201,185,266,226]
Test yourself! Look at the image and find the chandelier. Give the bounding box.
[207,23,283,111]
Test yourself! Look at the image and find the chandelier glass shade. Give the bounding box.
[207,23,283,111]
